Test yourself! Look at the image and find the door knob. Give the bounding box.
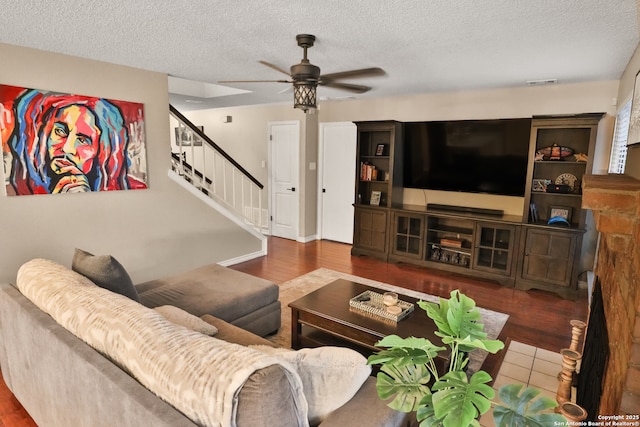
[286,187,296,192]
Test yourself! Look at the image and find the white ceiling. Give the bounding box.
[1,0,639,112]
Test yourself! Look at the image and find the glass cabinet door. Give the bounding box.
[392,213,424,259]
[473,223,517,275]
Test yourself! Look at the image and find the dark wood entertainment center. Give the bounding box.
[351,115,602,299]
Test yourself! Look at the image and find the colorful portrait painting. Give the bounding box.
[0,84,147,196]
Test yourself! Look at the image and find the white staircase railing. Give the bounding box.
[169,105,266,231]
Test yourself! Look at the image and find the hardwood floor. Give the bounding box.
[232,237,589,379]
[0,236,588,426]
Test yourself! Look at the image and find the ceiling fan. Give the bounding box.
[219,34,386,112]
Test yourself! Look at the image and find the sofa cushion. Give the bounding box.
[135,263,278,324]
[72,248,139,302]
[200,314,275,347]
[153,305,218,336]
[251,345,371,426]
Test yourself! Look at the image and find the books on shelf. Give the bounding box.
[360,162,385,181]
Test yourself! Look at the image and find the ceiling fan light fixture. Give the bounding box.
[293,80,317,112]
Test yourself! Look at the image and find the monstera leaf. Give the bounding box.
[419,291,504,367]
[374,363,432,412]
[430,370,494,427]
[419,290,485,341]
[369,335,445,367]
[492,384,566,427]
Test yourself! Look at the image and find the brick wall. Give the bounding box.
[582,174,640,415]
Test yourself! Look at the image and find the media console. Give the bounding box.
[351,116,603,300]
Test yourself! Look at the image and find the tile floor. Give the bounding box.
[479,340,569,427]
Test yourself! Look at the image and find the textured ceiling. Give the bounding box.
[1,0,639,111]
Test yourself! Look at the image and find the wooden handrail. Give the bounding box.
[169,104,264,189]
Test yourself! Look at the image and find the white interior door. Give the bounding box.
[269,121,300,240]
[318,122,357,243]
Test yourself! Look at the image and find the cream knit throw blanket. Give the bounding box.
[16,259,309,427]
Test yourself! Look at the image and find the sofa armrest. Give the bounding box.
[317,377,413,427]
[200,314,276,347]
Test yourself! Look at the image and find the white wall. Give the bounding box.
[0,43,263,284]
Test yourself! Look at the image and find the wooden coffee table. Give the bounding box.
[288,279,447,371]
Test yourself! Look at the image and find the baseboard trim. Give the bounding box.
[297,235,318,243]
[219,249,267,267]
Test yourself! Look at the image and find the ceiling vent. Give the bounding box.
[526,78,558,86]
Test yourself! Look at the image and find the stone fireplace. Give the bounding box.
[581,174,640,416]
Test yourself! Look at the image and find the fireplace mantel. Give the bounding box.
[581,173,640,416]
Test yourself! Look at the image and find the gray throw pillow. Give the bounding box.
[72,248,140,302]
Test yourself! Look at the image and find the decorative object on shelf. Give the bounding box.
[573,152,588,162]
[628,69,640,146]
[548,205,572,225]
[375,144,385,156]
[546,183,573,194]
[440,238,462,248]
[537,143,574,160]
[532,178,551,192]
[555,173,578,192]
[529,202,539,223]
[370,190,381,206]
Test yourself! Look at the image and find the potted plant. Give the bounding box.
[367,290,567,427]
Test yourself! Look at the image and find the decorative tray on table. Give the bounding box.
[349,290,414,322]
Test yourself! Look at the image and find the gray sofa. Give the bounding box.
[0,259,411,427]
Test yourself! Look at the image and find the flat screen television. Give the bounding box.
[403,118,532,197]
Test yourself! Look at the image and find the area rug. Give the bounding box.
[268,268,509,375]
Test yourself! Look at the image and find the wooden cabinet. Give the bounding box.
[350,115,601,298]
[517,114,600,297]
[352,206,389,258]
[387,206,521,286]
[523,115,600,228]
[517,226,582,299]
[353,121,403,208]
[351,121,403,258]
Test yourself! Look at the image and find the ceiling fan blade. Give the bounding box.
[218,79,291,84]
[320,67,385,81]
[320,81,371,93]
[259,60,292,77]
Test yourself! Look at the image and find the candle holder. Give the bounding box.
[558,401,587,422]
[569,320,587,352]
[556,348,582,405]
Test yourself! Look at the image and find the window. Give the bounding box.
[609,99,630,174]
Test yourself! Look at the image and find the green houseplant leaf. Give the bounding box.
[492,384,565,427]
[430,370,494,427]
[419,291,497,352]
[375,363,432,412]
